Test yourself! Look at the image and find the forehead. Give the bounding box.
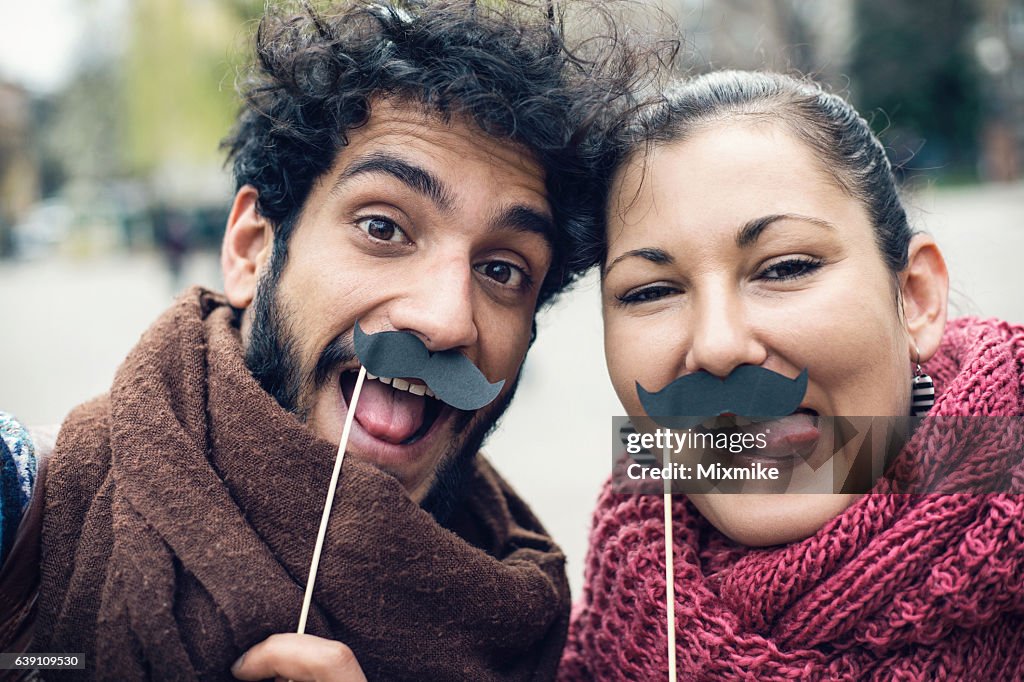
[326,98,549,196]
[608,120,863,247]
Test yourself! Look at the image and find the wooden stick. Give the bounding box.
[297,365,367,635]
[664,442,677,682]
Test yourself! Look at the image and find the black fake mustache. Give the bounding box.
[637,365,809,429]
[353,321,505,411]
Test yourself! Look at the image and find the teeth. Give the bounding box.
[363,373,433,397]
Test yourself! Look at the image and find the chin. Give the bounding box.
[690,492,862,547]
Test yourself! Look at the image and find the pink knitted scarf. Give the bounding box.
[560,317,1024,681]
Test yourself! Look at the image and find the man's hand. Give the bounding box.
[231,633,368,682]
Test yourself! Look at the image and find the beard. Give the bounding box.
[417,376,518,523]
[243,257,522,523]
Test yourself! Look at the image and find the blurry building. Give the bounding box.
[653,0,1021,182]
[0,80,40,256]
[975,0,1024,181]
[668,0,856,87]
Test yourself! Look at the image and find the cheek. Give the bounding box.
[760,273,906,413]
[603,315,641,412]
[603,312,679,414]
[820,306,906,414]
[274,252,371,370]
[478,306,534,383]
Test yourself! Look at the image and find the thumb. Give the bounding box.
[231,633,368,682]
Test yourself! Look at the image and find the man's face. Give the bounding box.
[226,100,553,507]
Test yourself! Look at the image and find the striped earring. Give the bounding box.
[911,345,935,417]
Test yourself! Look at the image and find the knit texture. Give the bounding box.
[560,317,1024,681]
[33,287,570,681]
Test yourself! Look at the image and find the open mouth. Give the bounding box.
[691,408,823,465]
[340,368,448,446]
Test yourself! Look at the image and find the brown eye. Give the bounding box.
[474,261,526,288]
[357,217,410,244]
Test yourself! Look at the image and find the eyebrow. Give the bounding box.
[603,213,836,276]
[736,213,836,247]
[604,247,674,276]
[332,152,455,213]
[492,204,555,246]
[332,152,553,245]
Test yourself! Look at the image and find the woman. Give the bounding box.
[561,71,1024,680]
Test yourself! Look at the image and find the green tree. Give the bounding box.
[122,0,262,174]
[850,0,982,180]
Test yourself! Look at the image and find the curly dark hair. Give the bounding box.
[223,0,649,307]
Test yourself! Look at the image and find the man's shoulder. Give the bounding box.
[467,455,558,552]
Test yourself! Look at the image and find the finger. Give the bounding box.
[231,633,367,682]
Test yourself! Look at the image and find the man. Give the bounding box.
[0,1,634,679]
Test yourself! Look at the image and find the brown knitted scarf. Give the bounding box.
[34,288,569,681]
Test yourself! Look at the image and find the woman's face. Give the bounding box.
[602,120,913,546]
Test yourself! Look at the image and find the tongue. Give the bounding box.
[745,413,820,457]
[353,379,426,444]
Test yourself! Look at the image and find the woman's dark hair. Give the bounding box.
[222,0,647,307]
[592,71,913,276]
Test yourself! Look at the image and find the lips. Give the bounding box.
[340,369,446,445]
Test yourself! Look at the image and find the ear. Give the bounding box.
[222,185,274,309]
[899,233,949,362]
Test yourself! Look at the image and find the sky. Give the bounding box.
[0,0,125,94]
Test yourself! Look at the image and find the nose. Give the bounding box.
[684,283,767,378]
[387,253,479,352]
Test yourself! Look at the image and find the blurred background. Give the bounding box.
[1,0,1022,595]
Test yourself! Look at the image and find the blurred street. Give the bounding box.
[1,181,1021,594]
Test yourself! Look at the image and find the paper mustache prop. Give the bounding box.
[353,321,505,411]
[637,365,809,428]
